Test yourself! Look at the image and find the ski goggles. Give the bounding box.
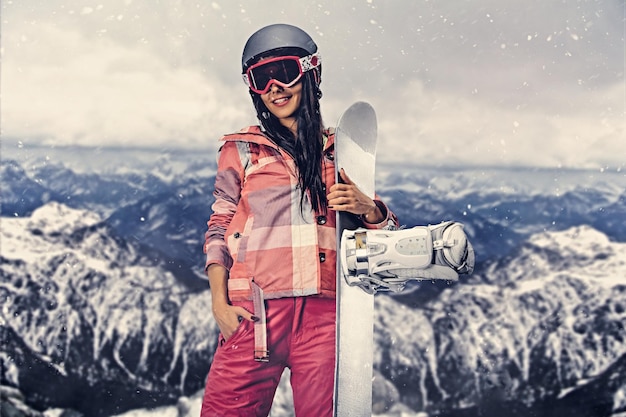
[242,53,321,94]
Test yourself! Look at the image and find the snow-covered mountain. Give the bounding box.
[2,154,626,416]
[1,202,217,416]
[3,156,626,271]
[374,225,626,416]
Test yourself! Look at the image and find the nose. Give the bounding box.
[268,81,283,92]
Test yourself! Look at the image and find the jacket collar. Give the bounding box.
[221,125,335,152]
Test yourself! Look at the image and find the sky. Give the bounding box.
[1,0,625,169]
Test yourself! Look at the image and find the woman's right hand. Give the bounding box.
[206,263,257,340]
[212,300,257,341]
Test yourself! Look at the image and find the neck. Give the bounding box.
[281,117,298,136]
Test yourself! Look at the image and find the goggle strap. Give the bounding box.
[299,53,321,72]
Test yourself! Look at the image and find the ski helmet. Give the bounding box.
[242,23,318,71]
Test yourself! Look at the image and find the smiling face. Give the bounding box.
[260,80,303,135]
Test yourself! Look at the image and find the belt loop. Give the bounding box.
[251,280,269,362]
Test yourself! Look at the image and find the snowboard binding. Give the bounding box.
[340,221,475,294]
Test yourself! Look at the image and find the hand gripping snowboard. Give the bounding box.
[334,102,377,417]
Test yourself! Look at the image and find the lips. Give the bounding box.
[271,96,291,106]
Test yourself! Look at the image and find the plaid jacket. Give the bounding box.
[204,126,397,301]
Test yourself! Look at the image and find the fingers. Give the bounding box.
[328,176,356,198]
[328,170,368,214]
[232,305,259,323]
[328,187,377,216]
[338,168,353,185]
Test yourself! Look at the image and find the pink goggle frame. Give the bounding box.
[242,53,321,94]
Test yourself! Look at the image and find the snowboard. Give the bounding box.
[333,101,377,417]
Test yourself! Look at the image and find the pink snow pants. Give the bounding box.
[201,296,336,417]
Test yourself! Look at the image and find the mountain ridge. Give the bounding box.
[2,157,626,416]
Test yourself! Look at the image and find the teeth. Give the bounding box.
[274,97,288,104]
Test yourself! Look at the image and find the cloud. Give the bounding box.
[2,20,252,150]
[1,0,624,169]
[372,77,625,168]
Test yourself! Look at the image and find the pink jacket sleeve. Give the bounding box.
[204,142,244,271]
[362,196,398,230]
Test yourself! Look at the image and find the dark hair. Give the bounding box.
[249,69,326,214]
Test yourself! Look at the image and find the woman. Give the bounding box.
[201,23,397,417]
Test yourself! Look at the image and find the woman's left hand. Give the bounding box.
[327,169,383,223]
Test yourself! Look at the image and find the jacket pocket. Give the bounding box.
[219,318,249,346]
[218,300,254,347]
